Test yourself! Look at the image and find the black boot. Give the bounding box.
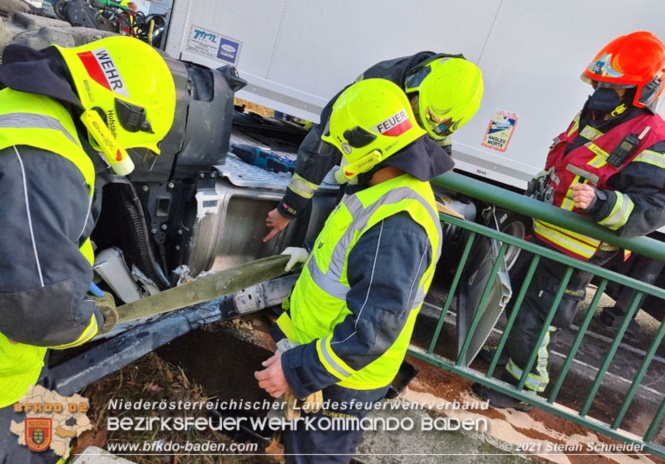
[471,383,532,412]
[471,370,534,412]
[599,306,641,344]
[478,346,509,365]
[599,305,626,328]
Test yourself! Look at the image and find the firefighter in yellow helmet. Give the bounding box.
[0,36,175,463]
[263,52,483,242]
[256,79,450,463]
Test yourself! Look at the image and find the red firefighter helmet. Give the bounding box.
[581,31,665,107]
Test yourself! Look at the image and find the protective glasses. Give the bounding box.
[425,107,454,137]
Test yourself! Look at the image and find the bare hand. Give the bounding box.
[263,208,292,242]
[572,183,596,209]
[255,352,289,398]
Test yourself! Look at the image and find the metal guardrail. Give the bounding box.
[434,172,665,262]
[408,172,665,457]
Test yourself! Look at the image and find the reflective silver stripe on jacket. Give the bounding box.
[0,113,78,145]
[319,336,353,378]
[634,149,665,169]
[578,125,603,141]
[288,173,320,199]
[597,191,634,230]
[565,164,600,185]
[307,186,441,301]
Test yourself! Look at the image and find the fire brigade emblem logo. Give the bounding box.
[25,418,52,452]
[10,385,92,459]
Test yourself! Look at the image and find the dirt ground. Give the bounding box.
[406,356,663,464]
[78,351,281,464]
[73,310,665,464]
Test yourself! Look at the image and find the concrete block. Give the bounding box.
[13,11,70,29]
[356,400,527,464]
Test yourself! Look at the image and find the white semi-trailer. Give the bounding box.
[162,0,665,192]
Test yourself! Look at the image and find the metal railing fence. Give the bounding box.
[407,172,665,457]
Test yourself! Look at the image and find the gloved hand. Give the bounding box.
[276,339,323,420]
[282,389,324,420]
[281,247,309,272]
[91,293,118,334]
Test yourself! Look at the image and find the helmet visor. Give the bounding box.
[318,139,339,157]
[318,119,339,157]
[581,73,635,89]
[404,66,432,92]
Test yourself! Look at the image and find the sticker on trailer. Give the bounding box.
[216,37,241,64]
[186,25,242,65]
[481,110,518,152]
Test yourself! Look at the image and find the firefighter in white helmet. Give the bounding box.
[0,36,176,463]
[256,78,451,463]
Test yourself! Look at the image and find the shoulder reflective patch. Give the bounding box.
[634,149,665,169]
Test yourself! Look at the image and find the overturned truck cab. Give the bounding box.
[45,46,337,393]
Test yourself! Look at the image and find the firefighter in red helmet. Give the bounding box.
[475,31,665,410]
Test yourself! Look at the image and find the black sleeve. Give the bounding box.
[278,123,342,218]
[436,135,453,155]
[281,212,432,397]
[0,146,102,347]
[586,140,665,237]
[278,88,347,219]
